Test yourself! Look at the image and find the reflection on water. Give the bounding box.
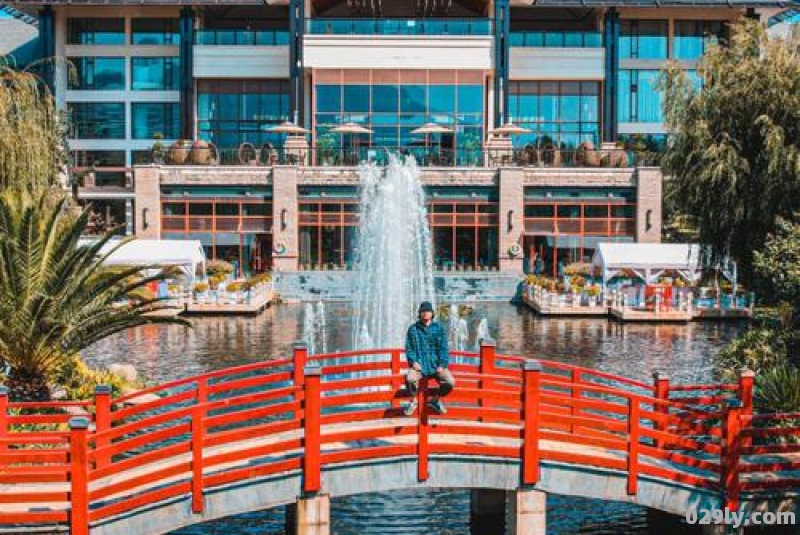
[81,303,744,535]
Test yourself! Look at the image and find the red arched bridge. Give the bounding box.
[0,342,797,535]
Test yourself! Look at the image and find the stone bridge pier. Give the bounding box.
[287,488,547,535]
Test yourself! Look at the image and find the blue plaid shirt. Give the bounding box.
[405,320,450,376]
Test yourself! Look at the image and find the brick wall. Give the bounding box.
[498,168,525,274]
[272,166,300,271]
[635,167,663,243]
[133,166,161,238]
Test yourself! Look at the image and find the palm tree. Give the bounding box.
[0,191,188,401]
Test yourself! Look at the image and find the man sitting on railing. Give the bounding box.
[404,301,455,416]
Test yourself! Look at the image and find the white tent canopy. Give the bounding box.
[592,243,703,286]
[81,238,206,278]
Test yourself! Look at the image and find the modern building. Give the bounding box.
[8,0,797,277]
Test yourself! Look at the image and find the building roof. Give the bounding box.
[0,16,38,66]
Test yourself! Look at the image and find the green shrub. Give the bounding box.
[714,328,789,382]
[206,260,234,278]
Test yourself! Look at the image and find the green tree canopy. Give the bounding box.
[660,21,800,281]
[0,62,64,191]
[0,191,188,400]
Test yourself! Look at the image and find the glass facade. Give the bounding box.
[67,18,126,45]
[620,20,668,60]
[68,57,125,90]
[69,103,126,139]
[429,197,499,270]
[161,194,273,273]
[523,188,636,276]
[132,102,180,140]
[509,81,600,149]
[131,18,180,45]
[195,30,290,46]
[299,200,359,269]
[307,19,492,36]
[314,69,484,165]
[617,70,662,123]
[510,31,602,48]
[197,80,290,148]
[131,57,180,91]
[674,20,725,60]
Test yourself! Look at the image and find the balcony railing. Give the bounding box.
[195,29,290,46]
[156,144,660,168]
[510,30,603,48]
[307,18,493,36]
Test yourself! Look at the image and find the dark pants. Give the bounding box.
[406,368,455,398]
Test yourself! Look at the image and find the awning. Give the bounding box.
[81,238,207,279]
[591,242,704,285]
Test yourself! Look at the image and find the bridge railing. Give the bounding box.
[0,346,796,535]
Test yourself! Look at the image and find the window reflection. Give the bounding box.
[509,81,600,149]
[620,20,668,60]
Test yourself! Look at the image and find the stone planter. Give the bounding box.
[169,141,191,164]
[191,140,215,165]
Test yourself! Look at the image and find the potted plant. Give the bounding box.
[316,134,337,166]
[191,140,216,165]
[151,132,167,164]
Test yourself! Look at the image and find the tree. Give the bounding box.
[0,192,188,400]
[0,61,65,191]
[753,217,800,309]
[660,21,800,282]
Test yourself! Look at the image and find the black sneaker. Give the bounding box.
[428,400,447,415]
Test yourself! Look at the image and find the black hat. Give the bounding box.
[418,301,435,314]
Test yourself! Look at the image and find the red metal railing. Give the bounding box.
[0,346,797,534]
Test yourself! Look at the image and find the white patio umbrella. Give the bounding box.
[411,122,453,154]
[491,121,531,136]
[268,121,310,136]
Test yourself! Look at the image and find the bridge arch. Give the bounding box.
[0,342,797,534]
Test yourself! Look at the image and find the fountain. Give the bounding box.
[302,301,327,355]
[352,155,436,349]
[476,317,490,347]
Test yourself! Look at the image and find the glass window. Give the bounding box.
[316,85,341,113]
[618,70,663,123]
[189,203,213,216]
[457,85,483,114]
[131,57,180,90]
[163,203,186,216]
[674,21,724,61]
[69,103,125,139]
[68,57,125,90]
[372,85,398,113]
[131,18,179,45]
[584,205,608,218]
[343,85,369,113]
[509,81,600,148]
[131,102,180,139]
[620,20,668,60]
[611,205,635,218]
[400,85,426,113]
[67,18,125,45]
[197,79,290,148]
[429,86,455,114]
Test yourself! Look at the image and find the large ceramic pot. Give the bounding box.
[190,140,215,165]
[168,141,191,164]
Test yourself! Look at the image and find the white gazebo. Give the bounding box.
[83,238,207,280]
[591,243,703,287]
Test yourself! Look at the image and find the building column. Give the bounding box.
[493,0,510,128]
[635,167,663,243]
[179,7,195,140]
[289,0,305,126]
[133,167,161,238]
[272,166,300,271]
[498,168,525,274]
[470,489,506,535]
[603,8,620,142]
[38,5,55,90]
[506,488,546,535]
[295,494,329,535]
